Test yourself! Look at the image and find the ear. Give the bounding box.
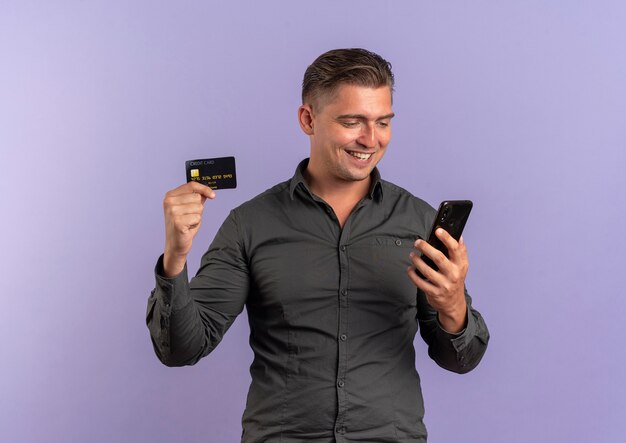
[298,104,315,135]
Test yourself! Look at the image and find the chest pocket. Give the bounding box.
[349,235,422,307]
[373,236,421,248]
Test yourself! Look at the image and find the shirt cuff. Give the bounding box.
[154,254,192,311]
[436,307,478,352]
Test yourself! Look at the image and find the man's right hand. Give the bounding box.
[162,182,216,277]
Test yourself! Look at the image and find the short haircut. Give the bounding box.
[301,48,395,108]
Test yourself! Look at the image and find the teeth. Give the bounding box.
[347,151,372,160]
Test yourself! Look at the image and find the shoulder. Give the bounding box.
[381,179,436,214]
[230,178,292,220]
[379,180,437,235]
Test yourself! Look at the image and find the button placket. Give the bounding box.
[335,226,352,436]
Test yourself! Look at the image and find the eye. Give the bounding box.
[377,120,390,128]
[341,121,359,128]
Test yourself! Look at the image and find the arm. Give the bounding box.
[415,286,489,373]
[146,182,249,367]
[407,229,489,373]
[146,209,249,366]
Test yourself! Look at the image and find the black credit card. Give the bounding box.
[185,156,237,190]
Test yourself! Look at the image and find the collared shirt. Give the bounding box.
[147,159,489,442]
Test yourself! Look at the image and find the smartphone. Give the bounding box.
[421,200,473,272]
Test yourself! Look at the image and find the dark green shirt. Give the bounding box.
[147,159,489,442]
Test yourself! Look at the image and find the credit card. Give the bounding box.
[185,156,237,190]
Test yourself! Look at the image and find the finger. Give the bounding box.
[413,239,453,275]
[167,182,216,199]
[457,235,468,258]
[435,230,467,266]
[455,235,468,263]
[409,252,446,287]
[407,264,437,294]
[166,182,198,197]
[434,228,458,253]
[175,213,203,232]
[435,228,465,264]
[169,202,204,216]
[189,182,217,199]
[164,192,204,206]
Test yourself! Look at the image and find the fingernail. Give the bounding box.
[414,239,421,247]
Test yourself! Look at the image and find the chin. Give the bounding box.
[343,170,373,182]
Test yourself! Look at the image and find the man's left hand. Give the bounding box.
[407,228,468,333]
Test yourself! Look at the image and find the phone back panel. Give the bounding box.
[423,200,473,271]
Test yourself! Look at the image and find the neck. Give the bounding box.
[303,164,371,204]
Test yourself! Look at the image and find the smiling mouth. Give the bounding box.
[346,150,373,161]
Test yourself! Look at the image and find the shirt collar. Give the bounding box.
[289,158,384,202]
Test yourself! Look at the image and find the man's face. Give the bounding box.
[306,84,394,183]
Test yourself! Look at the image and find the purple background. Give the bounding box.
[1,1,625,442]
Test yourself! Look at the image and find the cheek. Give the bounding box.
[316,127,350,145]
[379,129,392,146]
[336,130,361,147]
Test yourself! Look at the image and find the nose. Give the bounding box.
[356,122,377,150]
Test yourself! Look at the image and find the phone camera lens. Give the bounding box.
[441,207,450,221]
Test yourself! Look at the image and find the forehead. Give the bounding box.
[316,84,393,114]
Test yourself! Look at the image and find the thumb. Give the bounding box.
[189,182,216,200]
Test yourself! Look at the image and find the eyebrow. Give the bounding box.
[336,113,395,121]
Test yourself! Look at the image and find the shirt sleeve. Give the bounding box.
[416,286,489,374]
[146,209,249,367]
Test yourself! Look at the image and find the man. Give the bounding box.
[147,48,489,442]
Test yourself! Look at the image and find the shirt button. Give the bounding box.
[395,239,402,246]
[340,334,347,341]
[337,380,344,388]
[341,289,348,296]
[335,426,344,434]
[340,245,346,252]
